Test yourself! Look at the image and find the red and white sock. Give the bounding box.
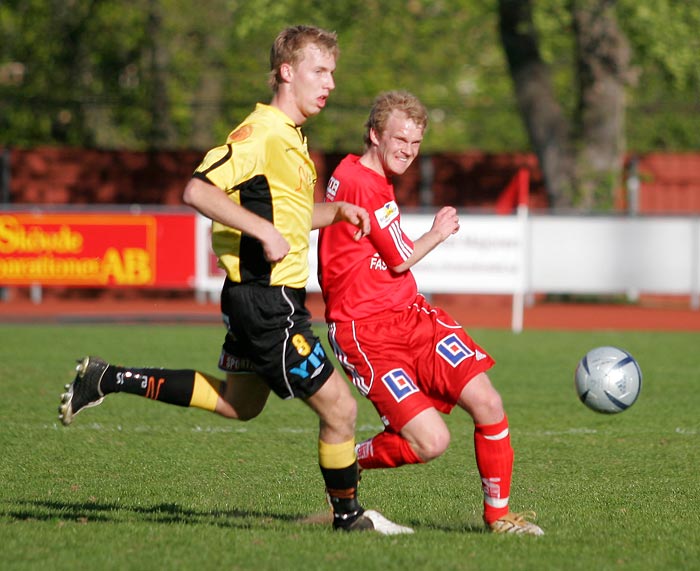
[355,431,423,469]
[474,415,513,524]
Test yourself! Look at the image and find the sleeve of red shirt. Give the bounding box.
[365,198,415,268]
[333,157,415,269]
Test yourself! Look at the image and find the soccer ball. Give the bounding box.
[574,346,642,414]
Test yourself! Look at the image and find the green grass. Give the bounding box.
[0,323,698,571]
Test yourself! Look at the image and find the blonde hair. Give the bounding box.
[363,90,428,149]
[269,25,339,92]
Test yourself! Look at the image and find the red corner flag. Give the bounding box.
[495,169,529,214]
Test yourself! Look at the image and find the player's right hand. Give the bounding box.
[261,228,290,263]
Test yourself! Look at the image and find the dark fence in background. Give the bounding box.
[2,147,699,213]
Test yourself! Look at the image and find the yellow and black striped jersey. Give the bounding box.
[193,103,317,288]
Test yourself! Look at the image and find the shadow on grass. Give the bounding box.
[1,499,487,533]
[3,499,307,529]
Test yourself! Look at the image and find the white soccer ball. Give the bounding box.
[574,346,642,414]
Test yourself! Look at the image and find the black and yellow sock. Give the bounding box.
[319,439,363,528]
[100,366,222,411]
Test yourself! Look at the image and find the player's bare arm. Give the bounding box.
[183,177,290,262]
[312,201,371,240]
[391,206,459,273]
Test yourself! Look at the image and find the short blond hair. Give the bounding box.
[364,91,428,149]
[268,25,339,92]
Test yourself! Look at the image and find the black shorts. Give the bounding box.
[218,279,335,400]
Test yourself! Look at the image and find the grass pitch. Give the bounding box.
[0,323,698,571]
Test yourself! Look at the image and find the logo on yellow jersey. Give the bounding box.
[227,125,253,143]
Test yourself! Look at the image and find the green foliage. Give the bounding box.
[0,323,699,570]
[617,0,700,151]
[0,0,698,151]
[619,0,700,90]
[0,0,150,146]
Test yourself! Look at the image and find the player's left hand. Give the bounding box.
[432,206,460,240]
[338,203,371,240]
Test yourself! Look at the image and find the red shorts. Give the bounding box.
[328,294,495,432]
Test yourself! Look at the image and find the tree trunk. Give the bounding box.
[189,17,225,150]
[498,0,630,210]
[147,0,176,149]
[498,0,575,208]
[572,0,630,210]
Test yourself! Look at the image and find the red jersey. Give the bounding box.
[318,154,418,322]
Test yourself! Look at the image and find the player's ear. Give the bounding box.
[369,127,380,147]
[279,62,293,83]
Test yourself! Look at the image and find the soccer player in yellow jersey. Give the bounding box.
[58,25,412,535]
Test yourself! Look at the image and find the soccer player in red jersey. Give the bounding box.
[318,90,544,535]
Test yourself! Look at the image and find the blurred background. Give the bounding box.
[1,0,699,325]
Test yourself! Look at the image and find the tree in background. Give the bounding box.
[498,0,699,209]
[1,0,698,210]
[499,0,630,209]
[0,0,153,147]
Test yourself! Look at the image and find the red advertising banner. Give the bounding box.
[0,211,196,288]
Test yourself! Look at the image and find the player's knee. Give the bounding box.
[217,399,265,421]
[220,374,271,421]
[310,373,357,435]
[412,425,450,462]
[460,375,505,424]
[234,402,266,421]
[479,389,504,419]
[331,388,357,428]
